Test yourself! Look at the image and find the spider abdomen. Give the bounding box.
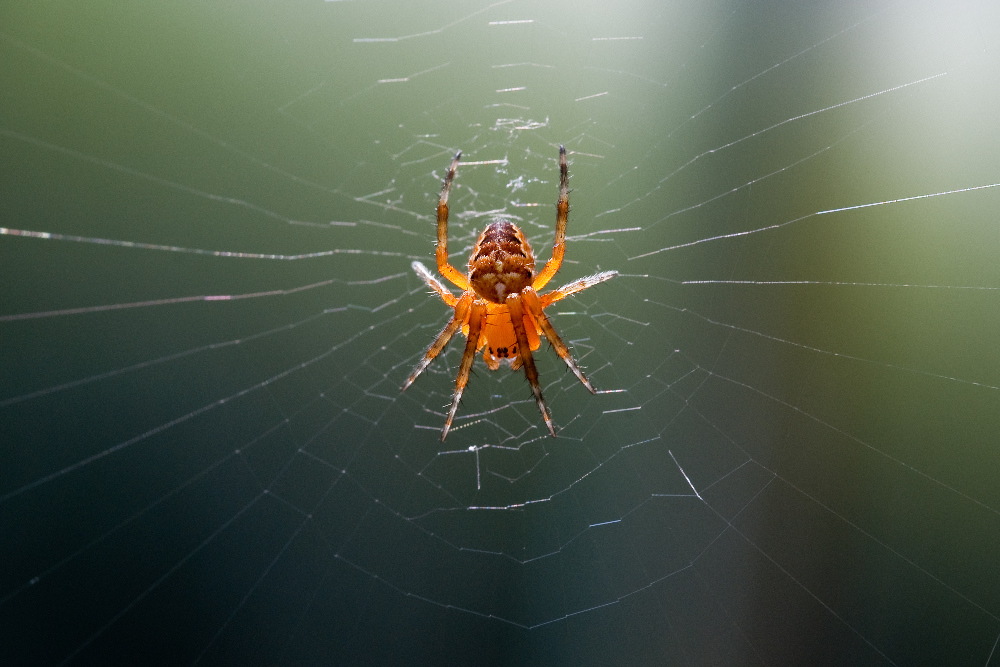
[468,219,536,303]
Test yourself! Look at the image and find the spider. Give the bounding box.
[403,146,617,440]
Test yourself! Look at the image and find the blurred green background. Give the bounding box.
[2,0,1000,664]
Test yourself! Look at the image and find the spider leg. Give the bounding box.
[532,145,569,292]
[442,300,486,440]
[507,294,557,437]
[403,291,473,391]
[436,151,472,292]
[539,270,617,308]
[522,287,596,393]
[411,260,457,307]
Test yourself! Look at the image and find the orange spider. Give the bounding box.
[403,146,617,440]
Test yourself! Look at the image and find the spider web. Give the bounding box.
[3,0,1000,664]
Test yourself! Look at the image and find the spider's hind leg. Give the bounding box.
[532,145,570,292]
[436,151,471,292]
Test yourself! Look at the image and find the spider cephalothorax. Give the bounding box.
[403,146,617,440]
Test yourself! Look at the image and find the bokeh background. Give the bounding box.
[3,0,1000,664]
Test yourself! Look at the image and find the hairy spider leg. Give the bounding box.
[532,145,569,292]
[507,294,556,437]
[436,151,471,292]
[539,270,618,308]
[402,291,473,391]
[521,287,595,393]
[443,300,487,440]
[411,260,457,307]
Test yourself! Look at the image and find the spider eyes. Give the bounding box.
[489,345,517,358]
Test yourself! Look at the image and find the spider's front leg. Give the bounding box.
[507,294,556,437]
[403,291,473,391]
[442,300,486,440]
[521,287,595,393]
